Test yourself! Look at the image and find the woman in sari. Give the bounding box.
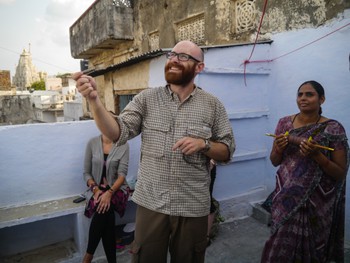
[261,80,349,263]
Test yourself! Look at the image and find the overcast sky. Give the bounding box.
[0,0,95,77]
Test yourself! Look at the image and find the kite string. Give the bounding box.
[243,6,350,86]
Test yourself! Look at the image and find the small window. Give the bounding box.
[117,94,135,114]
[175,13,205,46]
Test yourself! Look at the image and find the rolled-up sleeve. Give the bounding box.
[115,91,146,146]
[213,99,235,162]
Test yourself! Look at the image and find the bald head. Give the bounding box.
[172,40,204,62]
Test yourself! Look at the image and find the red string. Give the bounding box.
[243,0,269,86]
[270,21,350,61]
[247,0,269,62]
[244,20,350,86]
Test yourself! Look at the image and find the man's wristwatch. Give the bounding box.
[202,139,211,153]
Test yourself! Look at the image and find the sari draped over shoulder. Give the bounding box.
[261,116,349,263]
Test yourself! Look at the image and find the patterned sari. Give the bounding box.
[261,116,349,263]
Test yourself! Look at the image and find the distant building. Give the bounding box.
[12,48,46,91]
[62,77,83,121]
[0,61,82,124]
[31,90,64,123]
[0,70,11,91]
[45,77,62,91]
[59,73,74,87]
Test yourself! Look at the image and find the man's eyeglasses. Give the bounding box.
[166,51,202,62]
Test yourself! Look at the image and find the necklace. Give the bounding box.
[292,113,321,125]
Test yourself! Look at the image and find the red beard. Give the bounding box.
[165,62,196,86]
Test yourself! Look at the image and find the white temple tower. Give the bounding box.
[12,47,40,91]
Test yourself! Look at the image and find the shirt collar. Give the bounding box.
[166,84,198,101]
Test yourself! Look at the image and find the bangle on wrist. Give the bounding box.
[93,186,99,194]
[90,183,97,191]
[109,187,114,193]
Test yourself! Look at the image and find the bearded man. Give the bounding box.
[73,40,235,263]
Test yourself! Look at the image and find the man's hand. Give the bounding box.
[172,137,205,155]
[72,72,98,100]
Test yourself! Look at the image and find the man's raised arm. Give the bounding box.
[72,72,120,142]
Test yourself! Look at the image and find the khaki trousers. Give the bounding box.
[130,205,208,263]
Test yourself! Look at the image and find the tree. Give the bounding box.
[31,80,45,91]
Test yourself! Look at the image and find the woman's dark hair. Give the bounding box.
[298,80,325,115]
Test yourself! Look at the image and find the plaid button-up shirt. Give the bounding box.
[116,85,235,217]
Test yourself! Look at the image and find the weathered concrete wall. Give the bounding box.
[83,0,350,88]
[0,95,35,125]
[258,0,350,37]
[112,60,150,91]
[69,0,134,59]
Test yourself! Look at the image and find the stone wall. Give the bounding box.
[0,95,35,125]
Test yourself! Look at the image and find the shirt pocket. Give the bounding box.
[141,121,170,157]
[185,124,212,139]
[183,124,212,167]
